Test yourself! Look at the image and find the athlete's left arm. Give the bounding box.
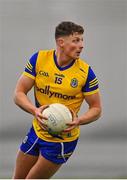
[64,66,102,131]
[64,92,102,132]
[78,91,102,125]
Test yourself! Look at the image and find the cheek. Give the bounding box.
[65,45,77,52]
[69,46,77,51]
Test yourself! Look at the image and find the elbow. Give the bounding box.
[13,91,17,105]
[13,90,19,105]
[96,107,102,120]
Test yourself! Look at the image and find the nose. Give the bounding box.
[79,41,84,49]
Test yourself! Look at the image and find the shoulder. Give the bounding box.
[75,58,90,75]
[77,58,89,66]
[76,58,98,76]
[28,49,54,63]
[38,49,54,57]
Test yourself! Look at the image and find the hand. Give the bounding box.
[34,105,49,130]
[63,109,80,132]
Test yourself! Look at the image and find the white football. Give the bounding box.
[42,103,72,133]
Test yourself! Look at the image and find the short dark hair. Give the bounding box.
[55,21,84,39]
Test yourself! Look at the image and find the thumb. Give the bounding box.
[66,121,75,126]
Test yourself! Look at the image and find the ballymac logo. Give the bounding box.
[36,85,75,100]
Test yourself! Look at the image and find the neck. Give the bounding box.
[55,48,74,67]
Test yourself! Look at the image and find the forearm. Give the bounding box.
[14,92,37,115]
[78,107,101,125]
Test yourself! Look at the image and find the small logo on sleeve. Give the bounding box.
[23,136,28,144]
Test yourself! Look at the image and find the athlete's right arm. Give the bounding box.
[14,74,37,115]
[14,74,48,128]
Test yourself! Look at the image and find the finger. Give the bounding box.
[39,105,49,111]
[66,121,76,126]
[66,118,78,125]
[41,120,48,126]
[38,120,48,130]
[39,124,47,131]
[42,123,48,129]
[69,109,78,121]
[69,108,74,114]
[42,115,48,120]
[37,112,48,120]
[38,113,43,119]
[69,108,75,119]
[63,126,75,132]
[37,115,42,121]
[38,118,47,125]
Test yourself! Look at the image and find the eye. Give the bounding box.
[72,38,80,43]
[72,37,83,43]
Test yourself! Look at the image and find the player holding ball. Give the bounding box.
[12,21,102,179]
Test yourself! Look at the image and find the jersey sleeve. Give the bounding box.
[23,52,38,80]
[82,66,99,95]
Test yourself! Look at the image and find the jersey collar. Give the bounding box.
[53,51,75,71]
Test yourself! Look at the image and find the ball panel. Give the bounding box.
[42,103,72,133]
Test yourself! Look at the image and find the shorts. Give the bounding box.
[20,126,78,164]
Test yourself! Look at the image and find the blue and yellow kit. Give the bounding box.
[23,49,99,142]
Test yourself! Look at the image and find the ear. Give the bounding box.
[56,37,65,47]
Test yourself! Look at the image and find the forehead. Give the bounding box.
[64,32,83,40]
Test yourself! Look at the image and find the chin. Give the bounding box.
[71,57,77,60]
[74,55,80,59]
[69,54,79,60]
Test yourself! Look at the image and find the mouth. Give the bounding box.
[76,51,81,56]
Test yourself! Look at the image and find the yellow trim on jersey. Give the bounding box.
[26,63,32,70]
[89,79,98,86]
[23,72,35,80]
[26,65,32,72]
[84,88,99,96]
[27,62,33,69]
[89,82,98,88]
[89,77,97,84]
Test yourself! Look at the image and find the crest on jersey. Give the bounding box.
[70,78,78,88]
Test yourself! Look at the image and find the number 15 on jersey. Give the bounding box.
[55,77,63,84]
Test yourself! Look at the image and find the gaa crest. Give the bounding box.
[70,78,78,88]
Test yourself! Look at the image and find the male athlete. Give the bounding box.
[12,21,102,178]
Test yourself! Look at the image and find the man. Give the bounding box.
[12,21,102,178]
